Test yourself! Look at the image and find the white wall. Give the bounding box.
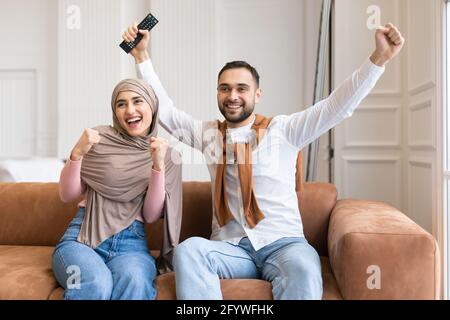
[0,0,325,181]
[149,0,218,181]
[57,0,125,158]
[0,0,151,160]
[0,0,57,158]
[150,0,324,181]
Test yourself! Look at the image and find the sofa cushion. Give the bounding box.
[25,249,342,300]
[320,257,343,300]
[154,272,274,300]
[48,275,274,300]
[0,246,59,299]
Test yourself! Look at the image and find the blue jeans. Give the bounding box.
[52,208,157,300]
[173,236,323,300]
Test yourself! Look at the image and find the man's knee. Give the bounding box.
[285,257,323,299]
[275,258,322,284]
[272,264,323,300]
[173,237,210,265]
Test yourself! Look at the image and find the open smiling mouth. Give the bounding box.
[225,103,243,111]
[126,117,142,129]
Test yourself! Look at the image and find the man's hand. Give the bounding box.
[150,137,168,172]
[122,22,150,64]
[370,23,405,67]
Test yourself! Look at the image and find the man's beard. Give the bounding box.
[219,102,254,124]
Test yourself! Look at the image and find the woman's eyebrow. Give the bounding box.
[116,96,142,104]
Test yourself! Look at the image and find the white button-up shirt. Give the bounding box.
[137,58,384,251]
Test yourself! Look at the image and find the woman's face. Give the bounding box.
[114,91,153,137]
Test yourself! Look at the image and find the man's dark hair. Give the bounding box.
[218,61,260,87]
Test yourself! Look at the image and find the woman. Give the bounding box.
[52,79,181,300]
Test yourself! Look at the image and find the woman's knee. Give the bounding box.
[118,255,157,281]
[63,266,113,300]
[110,254,157,300]
[52,243,113,300]
[118,266,156,294]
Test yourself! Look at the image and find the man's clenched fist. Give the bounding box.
[370,23,405,67]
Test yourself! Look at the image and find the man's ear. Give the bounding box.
[255,88,262,103]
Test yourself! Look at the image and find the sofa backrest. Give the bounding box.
[146,152,338,256]
[0,179,337,256]
[0,183,78,247]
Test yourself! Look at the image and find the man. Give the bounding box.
[122,22,404,300]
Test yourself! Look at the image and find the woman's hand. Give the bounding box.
[150,137,168,171]
[70,129,101,161]
[122,22,150,64]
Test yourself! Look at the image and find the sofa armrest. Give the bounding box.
[328,199,440,300]
[298,182,337,257]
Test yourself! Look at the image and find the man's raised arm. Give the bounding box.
[281,23,405,149]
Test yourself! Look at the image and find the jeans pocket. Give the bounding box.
[59,224,81,243]
[68,218,83,228]
[59,210,84,243]
[68,209,85,228]
[130,222,147,240]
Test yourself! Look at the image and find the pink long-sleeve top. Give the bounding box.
[59,158,165,224]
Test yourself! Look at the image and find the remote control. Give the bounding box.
[119,13,159,54]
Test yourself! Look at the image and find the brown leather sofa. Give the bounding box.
[0,178,441,300]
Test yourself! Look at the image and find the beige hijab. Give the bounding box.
[77,79,182,273]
